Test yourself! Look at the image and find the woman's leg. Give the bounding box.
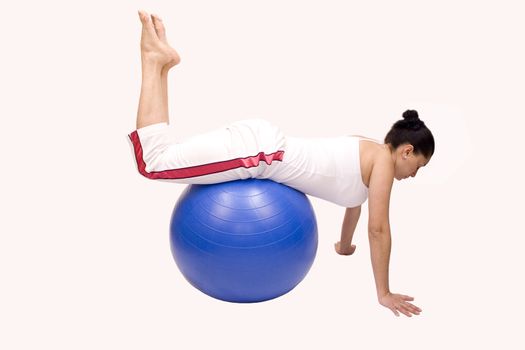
[130,12,286,185]
[129,119,286,184]
[136,10,180,129]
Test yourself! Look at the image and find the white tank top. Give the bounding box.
[263,135,372,207]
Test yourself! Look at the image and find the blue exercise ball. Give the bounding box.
[169,179,318,303]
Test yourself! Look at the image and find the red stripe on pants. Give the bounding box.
[129,130,284,180]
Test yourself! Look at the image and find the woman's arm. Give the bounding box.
[367,152,393,298]
[367,152,422,317]
[335,206,361,255]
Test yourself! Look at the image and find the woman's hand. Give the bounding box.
[378,292,422,317]
[334,241,356,255]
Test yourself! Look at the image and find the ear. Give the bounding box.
[402,144,414,159]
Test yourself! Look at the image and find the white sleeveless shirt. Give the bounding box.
[259,135,372,208]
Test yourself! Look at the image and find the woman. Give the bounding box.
[129,10,434,317]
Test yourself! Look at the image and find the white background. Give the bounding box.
[1,0,524,348]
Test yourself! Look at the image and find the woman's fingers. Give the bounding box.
[398,305,413,317]
[381,293,422,317]
[390,295,422,317]
[398,301,421,316]
[402,304,419,316]
[391,307,400,317]
[405,301,422,313]
[334,242,356,255]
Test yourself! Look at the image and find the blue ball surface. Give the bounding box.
[169,179,318,303]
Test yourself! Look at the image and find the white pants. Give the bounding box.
[127,118,369,207]
[128,118,292,184]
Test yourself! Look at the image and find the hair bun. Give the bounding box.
[402,109,419,121]
[398,109,423,130]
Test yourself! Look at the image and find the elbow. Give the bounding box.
[368,229,391,243]
[368,230,386,238]
[368,225,390,238]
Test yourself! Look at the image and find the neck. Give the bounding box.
[385,144,397,165]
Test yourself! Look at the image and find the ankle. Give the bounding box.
[141,62,164,78]
[141,54,167,69]
[161,65,172,76]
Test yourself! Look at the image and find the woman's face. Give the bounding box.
[393,144,430,181]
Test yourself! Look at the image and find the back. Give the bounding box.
[259,135,369,207]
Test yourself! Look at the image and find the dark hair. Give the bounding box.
[384,109,435,159]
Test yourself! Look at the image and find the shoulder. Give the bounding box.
[368,149,394,197]
[358,139,392,188]
[367,150,394,230]
[371,148,394,174]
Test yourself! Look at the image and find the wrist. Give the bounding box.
[377,289,390,300]
[340,239,352,247]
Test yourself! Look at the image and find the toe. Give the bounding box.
[138,10,158,37]
[151,14,167,42]
[138,10,148,22]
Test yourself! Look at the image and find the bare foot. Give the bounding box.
[150,13,181,71]
[138,10,181,69]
